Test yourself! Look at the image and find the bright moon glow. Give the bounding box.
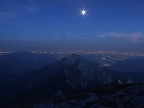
[81,9,87,16]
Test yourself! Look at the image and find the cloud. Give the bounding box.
[128,32,143,43]
[47,32,144,44]
[97,32,144,43]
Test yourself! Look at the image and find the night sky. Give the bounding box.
[0,0,144,51]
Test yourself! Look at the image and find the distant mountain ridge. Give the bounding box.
[28,54,144,95]
[0,51,57,74]
[28,54,112,92]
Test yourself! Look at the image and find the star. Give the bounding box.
[81,9,87,16]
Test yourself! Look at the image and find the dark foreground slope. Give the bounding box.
[33,83,144,108]
[13,83,144,108]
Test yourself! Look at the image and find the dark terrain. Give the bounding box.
[0,53,144,108]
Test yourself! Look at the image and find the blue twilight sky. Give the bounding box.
[0,0,144,51]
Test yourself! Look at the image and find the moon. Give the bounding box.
[81,9,87,16]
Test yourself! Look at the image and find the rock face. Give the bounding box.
[29,54,111,91]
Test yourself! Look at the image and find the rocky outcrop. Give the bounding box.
[34,84,144,108]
